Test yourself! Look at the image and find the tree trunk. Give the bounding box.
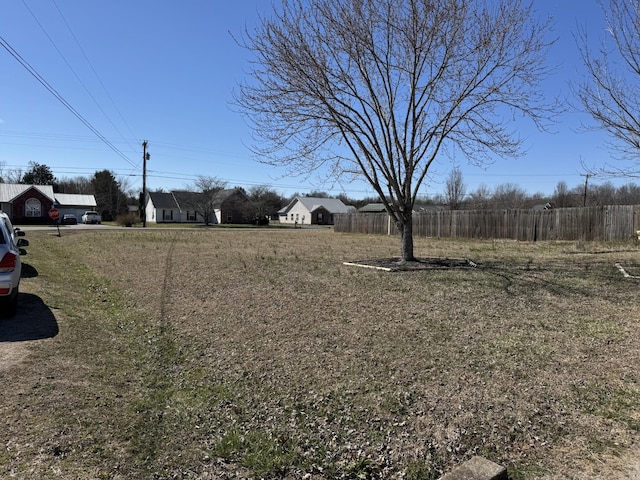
[397,215,415,262]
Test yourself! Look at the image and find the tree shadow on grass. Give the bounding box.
[344,257,477,271]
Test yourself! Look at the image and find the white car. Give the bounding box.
[0,211,28,316]
[81,211,101,224]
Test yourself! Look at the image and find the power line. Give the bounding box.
[49,0,140,160]
[20,0,137,156]
[0,34,138,169]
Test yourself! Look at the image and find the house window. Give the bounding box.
[227,213,233,223]
[25,198,41,217]
[317,212,323,223]
[187,211,196,221]
[163,210,173,221]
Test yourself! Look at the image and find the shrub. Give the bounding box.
[116,213,140,227]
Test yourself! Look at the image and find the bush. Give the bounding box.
[116,213,140,227]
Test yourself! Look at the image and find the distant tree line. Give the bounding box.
[325,178,640,212]
[458,180,640,210]
[430,170,640,211]
[4,162,640,222]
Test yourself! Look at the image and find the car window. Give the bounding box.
[0,221,8,245]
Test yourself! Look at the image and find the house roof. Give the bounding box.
[212,188,250,207]
[54,193,97,208]
[279,196,354,215]
[172,190,202,209]
[148,191,179,209]
[415,204,445,212]
[358,203,387,213]
[0,183,55,202]
[532,202,554,211]
[148,189,250,211]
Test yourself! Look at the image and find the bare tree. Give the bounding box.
[237,0,556,260]
[444,168,466,210]
[577,0,640,176]
[248,185,286,221]
[57,176,92,194]
[117,175,137,200]
[187,176,227,226]
[591,181,617,206]
[552,180,574,208]
[0,161,19,184]
[617,182,640,204]
[3,168,23,184]
[491,183,528,209]
[467,184,492,210]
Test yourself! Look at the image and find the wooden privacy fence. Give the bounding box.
[334,205,640,241]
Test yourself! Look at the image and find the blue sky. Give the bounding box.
[0,1,631,200]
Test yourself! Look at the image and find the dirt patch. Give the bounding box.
[0,341,28,371]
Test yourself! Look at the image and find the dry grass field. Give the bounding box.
[1,227,639,479]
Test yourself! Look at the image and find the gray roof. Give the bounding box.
[172,190,202,209]
[54,193,97,208]
[212,188,250,207]
[279,196,354,214]
[0,183,55,202]
[358,203,387,213]
[148,191,179,209]
[148,189,250,211]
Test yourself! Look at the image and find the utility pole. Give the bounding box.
[142,140,149,227]
[580,173,592,207]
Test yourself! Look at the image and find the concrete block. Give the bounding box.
[439,456,508,480]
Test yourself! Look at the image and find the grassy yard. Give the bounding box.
[1,228,639,479]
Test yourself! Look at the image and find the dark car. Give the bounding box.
[62,214,78,225]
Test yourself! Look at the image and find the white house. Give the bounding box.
[145,189,254,224]
[145,191,200,224]
[278,196,355,225]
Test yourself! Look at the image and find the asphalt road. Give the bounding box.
[18,223,123,231]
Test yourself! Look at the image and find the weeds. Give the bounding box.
[2,230,639,479]
[212,429,300,477]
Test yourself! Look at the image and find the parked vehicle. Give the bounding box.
[62,214,78,225]
[81,211,102,224]
[0,211,28,316]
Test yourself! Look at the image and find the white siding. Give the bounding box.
[279,201,311,224]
